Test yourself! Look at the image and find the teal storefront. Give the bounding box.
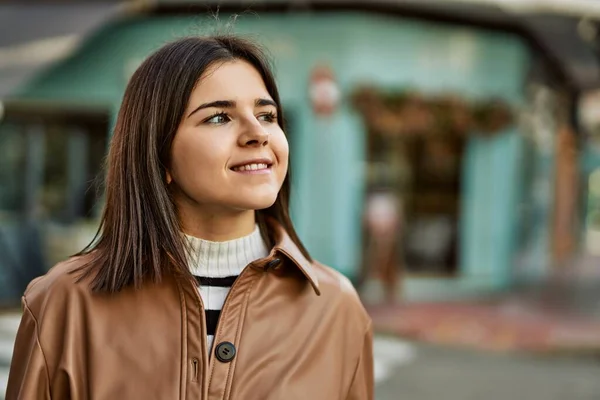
[1,10,539,302]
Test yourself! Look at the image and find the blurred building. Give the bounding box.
[1,0,600,304]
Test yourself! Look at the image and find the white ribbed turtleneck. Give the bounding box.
[185,224,269,278]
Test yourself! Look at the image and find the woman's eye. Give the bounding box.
[258,112,277,123]
[205,113,230,125]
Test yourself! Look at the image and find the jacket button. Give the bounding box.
[215,341,236,363]
[266,258,282,270]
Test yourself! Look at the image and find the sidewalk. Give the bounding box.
[0,312,19,399]
[367,299,600,354]
[0,312,19,366]
[365,252,600,354]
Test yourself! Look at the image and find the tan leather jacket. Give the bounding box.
[6,226,373,400]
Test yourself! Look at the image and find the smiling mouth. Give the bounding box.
[231,162,272,172]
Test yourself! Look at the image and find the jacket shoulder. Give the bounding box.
[311,261,371,328]
[23,254,94,316]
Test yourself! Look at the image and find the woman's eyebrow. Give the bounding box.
[256,98,277,108]
[187,100,235,118]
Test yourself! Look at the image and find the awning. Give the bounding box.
[153,0,600,91]
[2,0,599,94]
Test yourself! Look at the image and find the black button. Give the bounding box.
[215,341,236,363]
[266,258,282,270]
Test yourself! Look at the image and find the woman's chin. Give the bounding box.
[246,198,278,211]
[228,194,278,212]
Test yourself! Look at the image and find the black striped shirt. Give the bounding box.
[193,275,238,350]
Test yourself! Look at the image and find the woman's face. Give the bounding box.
[168,60,289,216]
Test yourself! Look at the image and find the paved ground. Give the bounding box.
[0,314,18,399]
[2,313,599,400]
[363,253,600,355]
[368,300,600,353]
[376,338,600,400]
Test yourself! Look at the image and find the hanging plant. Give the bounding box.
[351,86,514,138]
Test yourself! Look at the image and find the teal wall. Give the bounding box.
[461,131,525,289]
[11,12,531,293]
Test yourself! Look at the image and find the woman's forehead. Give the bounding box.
[191,60,272,104]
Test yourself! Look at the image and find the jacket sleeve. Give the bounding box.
[346,321,374,400]
[5,297,51,400]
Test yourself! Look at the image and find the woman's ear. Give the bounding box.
[166,170,173,185]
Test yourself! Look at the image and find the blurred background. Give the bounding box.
[2,0,600,398]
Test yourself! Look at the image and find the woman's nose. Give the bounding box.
[239,121,270,147]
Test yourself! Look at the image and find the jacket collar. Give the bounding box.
[267,219,321,296]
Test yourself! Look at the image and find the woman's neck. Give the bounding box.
[179,208,256,242]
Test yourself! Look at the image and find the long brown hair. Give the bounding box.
[76,35,311,293]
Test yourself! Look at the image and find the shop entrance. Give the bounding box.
[353,87,513,284]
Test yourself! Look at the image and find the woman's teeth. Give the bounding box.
[233,163,269,172]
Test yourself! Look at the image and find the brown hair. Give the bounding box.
[76,35,311,293]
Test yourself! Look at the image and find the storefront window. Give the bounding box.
[0,112,109,303]
[0,123,26,214]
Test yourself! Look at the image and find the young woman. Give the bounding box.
[6,36,373,399]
